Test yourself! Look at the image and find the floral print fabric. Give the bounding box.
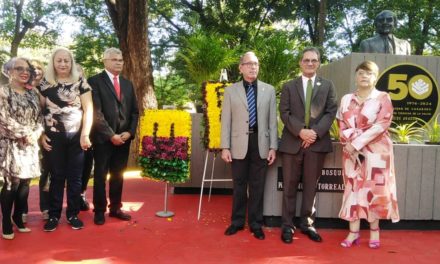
[337,89,400,223]
[37,78,91,133]
[0,84,43,179]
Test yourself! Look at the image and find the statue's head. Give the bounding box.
[374,10,397,35]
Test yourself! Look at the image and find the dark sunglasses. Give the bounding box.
[14,66,31,73]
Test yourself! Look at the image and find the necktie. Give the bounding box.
[383,36,394,54]
[383,36,389,53]
[304,79,313,127]
[246,84,256,127]
[113,75,121,100]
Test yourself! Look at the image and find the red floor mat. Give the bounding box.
[1,176,439,264]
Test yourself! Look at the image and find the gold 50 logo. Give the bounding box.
[376,63,439,124]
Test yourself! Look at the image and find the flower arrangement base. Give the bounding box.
[156,211,174,217]
[156,181,174,218]
[139,110,193,218]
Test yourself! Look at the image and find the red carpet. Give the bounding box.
[1,175,439,264]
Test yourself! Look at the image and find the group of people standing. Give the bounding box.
[221,47,399,249]
[0,47,139,240]
[1,44,400,248]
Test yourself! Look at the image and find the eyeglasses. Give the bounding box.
[302,59,319,64]
[241,62,259,67]
[14,66,31,73]
[105,58,124,63]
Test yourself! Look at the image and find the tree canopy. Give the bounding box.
[1,0,439,108]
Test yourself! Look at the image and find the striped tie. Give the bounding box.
[247,84,256,127]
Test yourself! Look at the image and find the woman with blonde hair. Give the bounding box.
[31,59,45,87]
[0,57,43,240]
[38,47,93,231]
[337,60,399,249]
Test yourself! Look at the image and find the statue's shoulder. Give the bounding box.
[394,36,410,44]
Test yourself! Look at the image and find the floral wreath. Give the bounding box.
[138,110,192,183]
[202,82,230,152]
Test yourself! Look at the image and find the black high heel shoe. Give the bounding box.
[2,218,14,240]
[12,214,31,233]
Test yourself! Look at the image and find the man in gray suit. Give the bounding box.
[360,10,411,55]
[279,47,337,244]
[221,51,278,240]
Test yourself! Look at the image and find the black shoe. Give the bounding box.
[12,214,24,228]
[109,210,131,221]
[2,218,14,239]
[67,216,84,230]
[94,212,105,225]
[44,217,59,232]
[251,227,265,240]
[12,214,31,233]
[301,228,322,242]
[224,225,244,236]
[281,228,294,244]
[80,196,90,211]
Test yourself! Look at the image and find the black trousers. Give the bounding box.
[47,132,84,219]
[1,178,31,233]
[230,133,268,229]
[93,141,130,213]
[38,150,50,212]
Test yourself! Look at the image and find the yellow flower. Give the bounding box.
[138,109,192,155]
[203,82,229,150]
[138,110,192,183]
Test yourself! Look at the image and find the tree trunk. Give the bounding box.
[105,0,157,167]
[10,0,24,57]
[317,0,327,48]
[303,2,316,45]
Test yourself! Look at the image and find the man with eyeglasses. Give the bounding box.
[360,10,411,55]
[88,47,139,225]
[221,51,278,240]
[278,47,337,244]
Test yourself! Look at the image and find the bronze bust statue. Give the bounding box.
[360,10,411,55]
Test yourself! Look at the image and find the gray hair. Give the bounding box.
[300,47,321,61]
[2,57,35,85]
[103,47,123,60]
[45,47,79,85]
[239,51,258,64]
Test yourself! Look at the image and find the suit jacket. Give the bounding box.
[360,34,411,55]
[221,80,278,159]
[88,71,139,144]
[279,76,337,154]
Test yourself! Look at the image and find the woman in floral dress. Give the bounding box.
[337,61,399,249]
[0,57,43,240]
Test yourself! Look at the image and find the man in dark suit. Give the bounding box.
[221,51,278,240]
[88,47,139,225]
[360,10,411,55]
[279,47,337,243]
